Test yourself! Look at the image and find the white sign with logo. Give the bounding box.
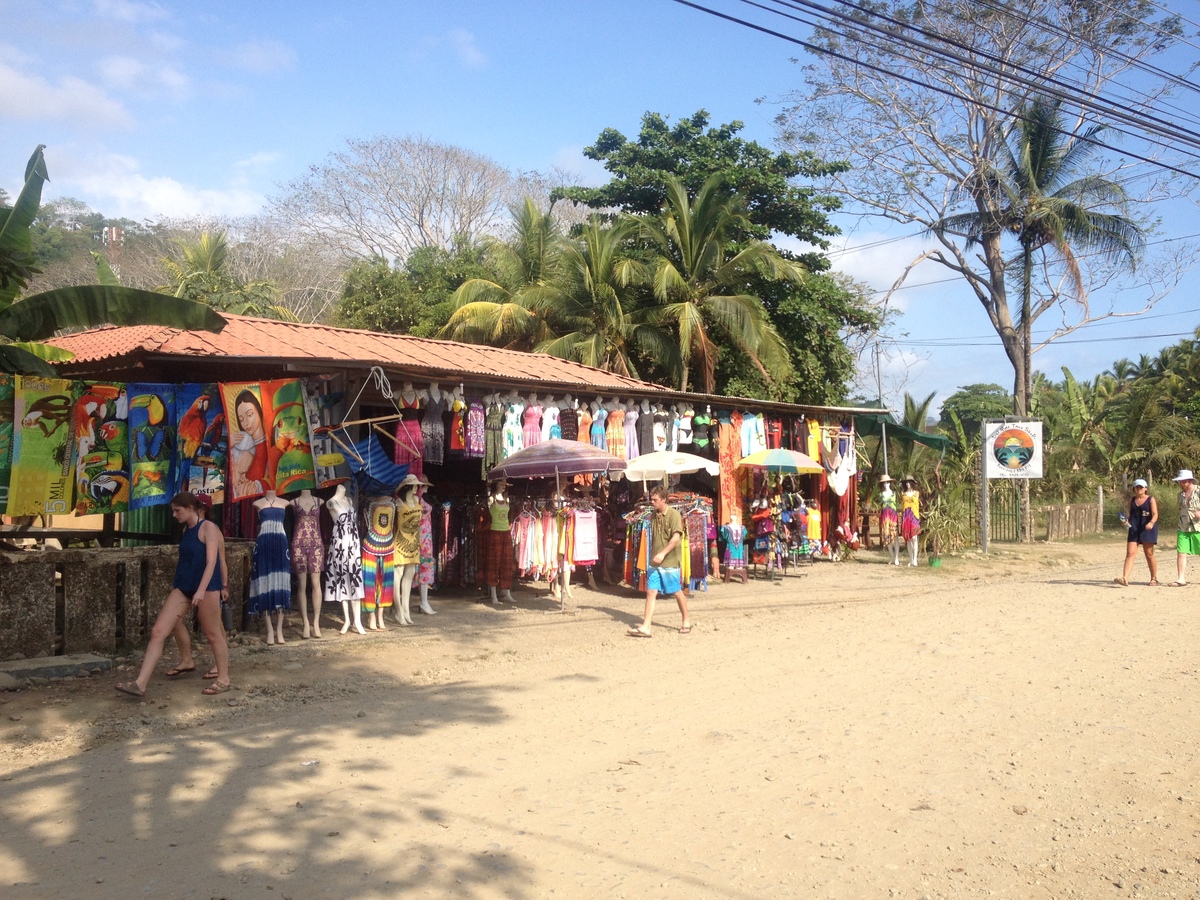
[982,421,1043,479]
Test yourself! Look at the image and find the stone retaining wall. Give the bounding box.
[0,542,253,660]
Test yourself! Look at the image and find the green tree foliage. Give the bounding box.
[159,231,293,319]
[938,384,1013,438]
[553,109,845,262]
[0,146,223,375]
[336,245,495,337]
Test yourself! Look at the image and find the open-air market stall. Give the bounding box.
[0,314,883,659]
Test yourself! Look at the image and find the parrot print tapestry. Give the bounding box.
[73,381,129,515]
[221,379,315,502]
[8,376,75,516]
[127,383,177,510]
[175,383,227,505]
[0,375,14,515]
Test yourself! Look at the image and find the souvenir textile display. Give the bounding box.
[392,383,424,478]
[361,496,398,626]
[73,382,129,515]
[221,380,318,502]
[247,492,292,644]
[174,383,226,505]
[8,376,77,516]
[127,383,177,510]
[623,493,714,592]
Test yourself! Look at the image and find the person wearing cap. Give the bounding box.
[1171,469,1200,585]
[1115,478,1158,586]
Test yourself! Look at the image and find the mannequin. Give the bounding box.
[324,484,365,634]
[878,475,900,566]
[485,479,516,604]
[721,510,748,584]
[361,494,397,630]
[291,488,324,638]
[606,397,626,460]
[392,474,424,626]
[624,398,640,460]
[248,489,291,644]
[548,490,574,602]
[559,393,579,442]
[589,399,607,450]
[900,477,922,566]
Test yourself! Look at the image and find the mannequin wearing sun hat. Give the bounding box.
[1171,469,1200,585]
[392,473,427,625]
[878,475,900,566]
[899,477,921,566]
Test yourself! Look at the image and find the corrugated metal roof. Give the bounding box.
[49,314,667,393]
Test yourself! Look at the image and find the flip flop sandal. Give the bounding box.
[164,666,196,678]
[114,681,144,697]
[627,627,653,638]
[202,682,231,695]
[202,668,220,680]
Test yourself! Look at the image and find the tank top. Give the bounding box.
[174,520,224,593]
[489,500,511,531]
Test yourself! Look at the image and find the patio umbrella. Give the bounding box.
[487,439,626,481]
[622,450,719,486]
[736,448,823,474]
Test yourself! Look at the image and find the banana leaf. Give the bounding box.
[0,344,58,377]
[0,285,226,342]
[0,145,48,306]
[10,341,74,361]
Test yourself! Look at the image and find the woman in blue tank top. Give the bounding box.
[116,492,232,697]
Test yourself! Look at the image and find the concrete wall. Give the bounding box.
[0,542,253,660]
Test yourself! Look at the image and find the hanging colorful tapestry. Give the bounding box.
[8,376,75,516]
[175,383,227,504]
[0,374,14,514]
[127,383,177,510]
[221,379,316,501]
[73,382,129,515]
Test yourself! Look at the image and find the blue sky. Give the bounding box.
[6,0,1199,411]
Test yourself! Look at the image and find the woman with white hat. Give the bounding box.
[1171,469,1200,586]
[1115,478,1157,586]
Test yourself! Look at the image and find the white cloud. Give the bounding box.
[93,0,168,24]
[98,55,190,98]
[0,62,132,127]
[447,28,486,68]
[228,39,297,74]
[234,152,282,171]
[54,151,266,220]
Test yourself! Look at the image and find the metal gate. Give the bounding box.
[967,481,1022,544]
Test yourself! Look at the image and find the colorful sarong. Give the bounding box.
[128,383,176,510]
[74,382,129,515]
[0,374,16,514]
[174,383,226,505]
[8,376,74,516]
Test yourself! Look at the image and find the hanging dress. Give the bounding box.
[590,408,608,450]
[624,407,640,460]
[483,403,504,477]
[362,498,396,611]
[503,403,525,458]
[541,406,561,441]
[290,502,325,574]
[653,411,670,452]
[880,491,899,543]
[559,405,578,441]
[394,500,423,567]
[522,404,543,447]
[466,401,486,459]
[392,394,424,479]
[576,406,592,444]
[421,394,446,465]
[606,408,626,460]
[418,497,436,586]
[324,501,364,604]
[248,505,291,615]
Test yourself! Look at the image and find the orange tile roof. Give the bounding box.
[49,314,667,393]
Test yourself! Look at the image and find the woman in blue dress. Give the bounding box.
[1116,478,1158,586]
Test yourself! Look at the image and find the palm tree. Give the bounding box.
[533,217,677,380]
[0,146,223,375]
[440,198,564,350]
[160,230,294,320]
[639,175,802,393]
[936,98,1145,416]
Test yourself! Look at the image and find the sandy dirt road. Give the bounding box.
[1,538,1198,899]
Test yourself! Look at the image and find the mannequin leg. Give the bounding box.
[489,585,501,606]
[274,608,286,643]
[351,599,365,634]
[418,584,435,615]
[309,573,322,637]
[907,538,919,566]
[395,565,416,626]
[562,564,573,599]
[297,574,311,638]
[341,600,352,634]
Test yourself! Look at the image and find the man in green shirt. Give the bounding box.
[629,486,692,637]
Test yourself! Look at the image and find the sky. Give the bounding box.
[6,0,1200,413]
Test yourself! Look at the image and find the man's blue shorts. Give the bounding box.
[646,566,682,594]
